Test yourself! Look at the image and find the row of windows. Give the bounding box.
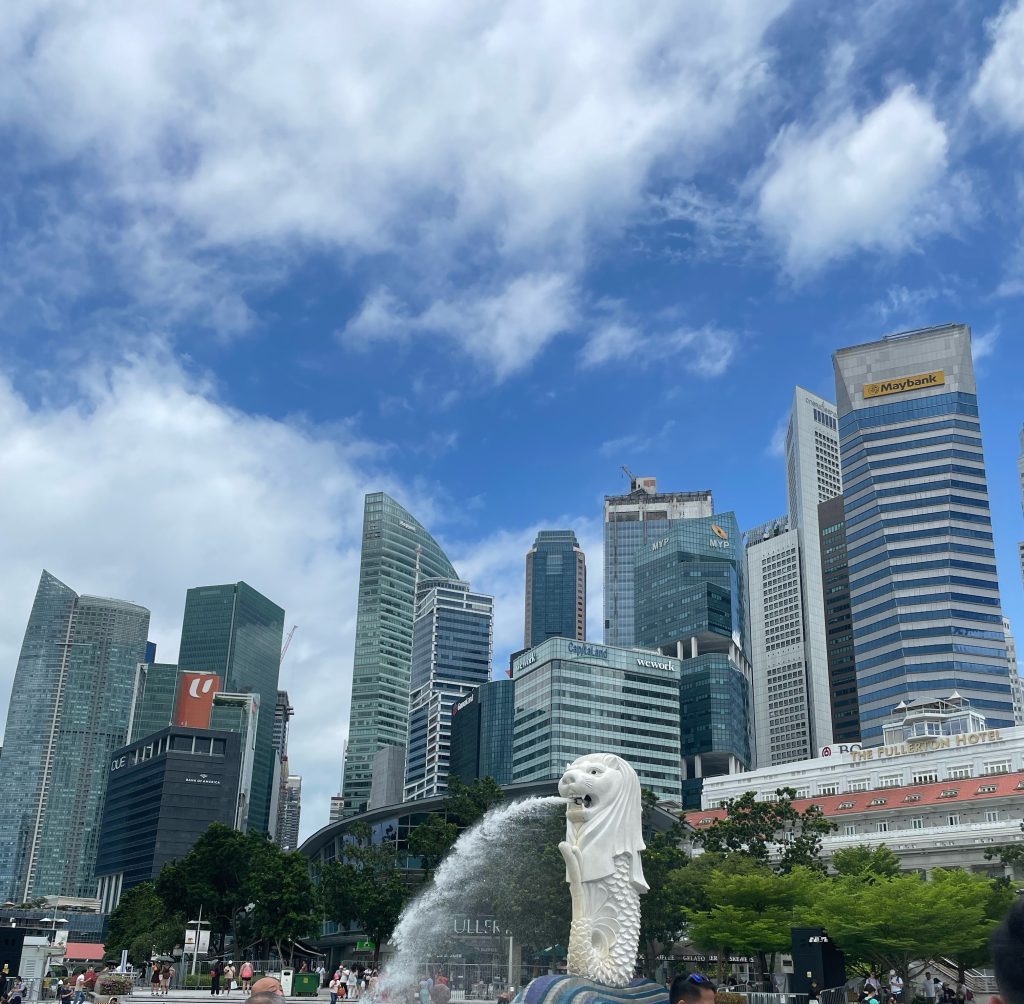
[844,447,986,488]
[850,557,998,594]
[843,431,982,469]
[842,415,980,450]
[838,392,978,436]
[846,523,994,560]
[847,540,995,577]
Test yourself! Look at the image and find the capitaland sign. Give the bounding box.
[636,657,673,671]
[850,729,1003,762]
[863,369,945,399]
[567,642,609,660]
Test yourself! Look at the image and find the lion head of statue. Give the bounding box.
[558,752,648,892]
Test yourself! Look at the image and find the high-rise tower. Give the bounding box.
[524,530,586,647]
[0,571,150,901]
[342,493,458,816]
[404,578,493,801]
[178,581,285,832]
[834,324,1012,741]
[603,475,713,647]
[784,387,843,753]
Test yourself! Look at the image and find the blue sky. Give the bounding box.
[2,0,1023,838]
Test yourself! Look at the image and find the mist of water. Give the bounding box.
[378,795,566,998]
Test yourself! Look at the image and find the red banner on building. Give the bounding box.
[174,672,222,728]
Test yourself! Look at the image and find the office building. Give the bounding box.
[834,324,1013,742]
[511,638,681,802]
[128,662,182,742]
[785,387,843,752]
[746,515,814,766]
[0,571,150,902]
[603,475,713,647]
[690,696,1024,876]
[329,795,345,823]
[342,492,459,816]
[524,530,586,647]
[178,581,285,832]
[633,512,752,804]
[449,679,515,786]
[275,775,302,851]
[404,578,494,801]
[271,691,295,843]
[368,745,406,810]
[818,495,860,744]
[1005,618,1024,728]
[95,724,246,912]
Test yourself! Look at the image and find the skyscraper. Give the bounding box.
[404,578,493,801]
[275,775,302,851]
[0,571,150,901]
[818,495,860,744]
[524,530,586,647]
[785,387,843,752]
[1004,617,1024,728]
[834,324,1013,741]
[603,475,713,647]
[342,492,458,815]
[745,515,814,766]
[178,582,285,832]
[449,678,515,786]
[271,690,295,842]
[633,512,752,805]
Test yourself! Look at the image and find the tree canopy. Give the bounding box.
[106,882,184,965]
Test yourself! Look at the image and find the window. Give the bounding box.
[838,801,855,810]
[903,794,922,802]
[948,814,961,827]
[976,784,998,794]
[794,787,810,799]
[912,818,924,830]
[877,821,889,833]
[845,825,856,836]
[849,779,870,792]
[948,765,973,779]
[939,789,960,798]
[912,771,939,785]
[984,760,1012,775]
[818,784,838,796]
[868,798,888,806]
[985,810,999,823]
[879,774,903,789]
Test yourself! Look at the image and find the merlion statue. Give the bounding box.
[558,753,648,989]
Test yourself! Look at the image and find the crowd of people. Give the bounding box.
[327,966,378,1002]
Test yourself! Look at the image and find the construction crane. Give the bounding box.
[621,464,637,484]
[280,624,298,664]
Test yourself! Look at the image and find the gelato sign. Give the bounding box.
[863,369,945,399]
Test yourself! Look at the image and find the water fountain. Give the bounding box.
[381,752,668,1004]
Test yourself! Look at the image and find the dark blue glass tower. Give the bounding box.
[524,530,586,646]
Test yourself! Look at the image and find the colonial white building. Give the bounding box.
[687,696,1024,875]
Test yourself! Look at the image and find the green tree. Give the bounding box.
[689,864,822,987]
[934,869,1015,984]
[814,869,999,987]
[637,819,691,976]
[106,882,184,965]
[408,814,459,879]
[443,776,505,828]
[250,848,319,964]
[491,804,571,953]
[831,844,902,880]
[697,788,837,872]
[319,822,411,966]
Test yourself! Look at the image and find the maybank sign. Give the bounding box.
[863,369,945,399]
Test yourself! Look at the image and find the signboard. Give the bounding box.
[851,729,1003,763]
[175,672,222,728]
[183,929,211,955]
[863,369,945,399]
[818,743,863,758]
[355,940,376,952]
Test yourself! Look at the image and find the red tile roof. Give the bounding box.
[683,770,1024,828]
[64,944,105,962]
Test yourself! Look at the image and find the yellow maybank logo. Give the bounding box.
[711,523,728,540]
[863,369,945,399]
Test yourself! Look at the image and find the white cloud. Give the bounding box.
[0,1,791,373]
[972,1,1024,132]
[766,413,789,458]
[757,86,954,272]
[581,322,737,375]
[341,274,577,379]
[971,328,999,361]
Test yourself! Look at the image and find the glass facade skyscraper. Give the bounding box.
[178,581,285,832]
[633,512,752,800]
[342,493,458,815]
[524,530,586,647]
[449,678,515,786]
[603,476,713,647]
[511,638,681,802]
[404,578,493,801]
[128,661,181,742]
[0,571,150,901]
[834,324,1012,742]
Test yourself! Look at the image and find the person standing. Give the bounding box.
[317,965,327,989]
[9,975,26,1004]
[239,963,253,994]
[223,963,235,996]
[347,969,359,1002]
[210,961,222,997]
[329,973,340,1004]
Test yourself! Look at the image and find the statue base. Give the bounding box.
[522,975,668,1004]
